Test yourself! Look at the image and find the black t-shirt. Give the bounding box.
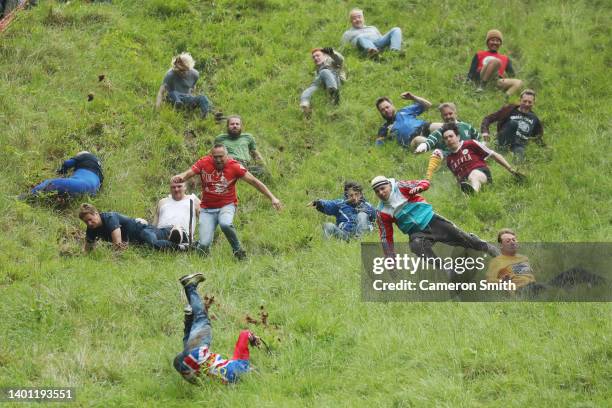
[61,153,104,183]
[503,108,542,143]
[86,212,145,243]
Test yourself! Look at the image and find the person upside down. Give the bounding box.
[173,273,262,384]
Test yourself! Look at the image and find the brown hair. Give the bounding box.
[375,96,392,109]
[79,203,99,220]
[497,228,516,243]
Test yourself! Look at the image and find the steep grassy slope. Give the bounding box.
[0,0,610,406]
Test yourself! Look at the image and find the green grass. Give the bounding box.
[1,0,611,406]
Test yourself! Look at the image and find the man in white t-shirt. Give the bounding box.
[153,180,200,244]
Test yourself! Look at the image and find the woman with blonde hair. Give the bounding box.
[155,52,212,118]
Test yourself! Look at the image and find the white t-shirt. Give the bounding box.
[156,194,199,236]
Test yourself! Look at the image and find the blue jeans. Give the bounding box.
[198,204,241,253]
[323,212,371,241]
[300,69,340,106]
[167,91,211,117]
[356,27,402,52]
[30,169,101,196]
[138,226,176,250]
[173,284,213,373]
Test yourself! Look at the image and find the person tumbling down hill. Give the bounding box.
[79,203,189,252]
[173,273,263,384]
[23,151,103,199]
[441,122,524,194]
[155,52,214,119]
[375,92,441,147]
[467,29,523,96]
[371,176,499,266]
[413,102,481,181]
[171,144,282,260]
[487,229,606,295]
[300,47,345,117]
[310,181,376,241]
[481,89,544,162]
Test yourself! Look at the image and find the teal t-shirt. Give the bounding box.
[214,133,257,164]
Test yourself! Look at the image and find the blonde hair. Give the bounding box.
[349,8,363,18]
[79,203,99,220]
[171,52,195,73]
[438,102,457,113]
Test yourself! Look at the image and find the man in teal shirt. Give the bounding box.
[214,116,267,178]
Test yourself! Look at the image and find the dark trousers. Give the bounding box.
[409,214,491,259]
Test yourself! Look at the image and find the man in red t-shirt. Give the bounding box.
[172,144,282,259]
[441,123,522,194]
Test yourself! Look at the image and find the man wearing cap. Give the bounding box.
[153,180,200,245]
[467,29,523,96]
[375,92,441,147]
[370,175,499,259]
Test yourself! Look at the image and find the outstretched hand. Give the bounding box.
[248,332,262,347]
[271,198,283,211]
[400,91,415,100]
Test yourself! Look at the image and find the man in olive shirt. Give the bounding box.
[214,116,267,178]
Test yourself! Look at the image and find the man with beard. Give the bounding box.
[413,102,482,180]
[171,144,282,259]
[214,116,267,178]
[375,92,440,147]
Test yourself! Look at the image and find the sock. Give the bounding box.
[426,154,442,180]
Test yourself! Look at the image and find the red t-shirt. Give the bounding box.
[446,140,492,180]
[191,156,247,208]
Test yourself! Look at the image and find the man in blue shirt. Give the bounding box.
[375,92,440,147]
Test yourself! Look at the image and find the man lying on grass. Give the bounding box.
[173,273,263,384]
[78,203,188,252]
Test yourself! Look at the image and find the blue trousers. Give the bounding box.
[30,169,100,196]
[167,91,211,117]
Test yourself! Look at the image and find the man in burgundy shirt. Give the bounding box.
[441,123,522,194]
[172,144,282,259]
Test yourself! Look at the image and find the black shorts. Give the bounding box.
[460,166,492,183]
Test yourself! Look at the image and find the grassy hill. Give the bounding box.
[0,0,610,406]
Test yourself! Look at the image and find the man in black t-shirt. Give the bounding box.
[78,203,187,252]
[480,89,544,161]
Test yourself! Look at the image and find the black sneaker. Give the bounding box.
[460,182,475,194]
[233,249,247,261]
[179,273,205,288]
[168,226,184,245]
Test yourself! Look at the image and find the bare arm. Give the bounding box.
[152,201,161,226]
[251,149,265,164]
[489,151,515,174]
[155,84,167,110]
[241,172,282,210]
[171,168,197,184]
[110,228,127,250]
[400,92,432,110]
